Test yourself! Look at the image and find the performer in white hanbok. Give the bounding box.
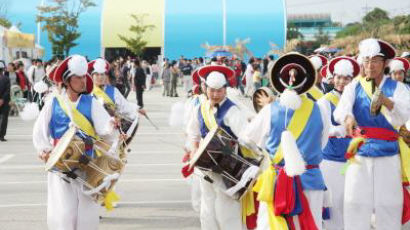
[317,56,360,230]
[186,65,248,230]
[242,53,330,230]
[88,58,145,127]
[334,38,410,230]
[33,55,116,230]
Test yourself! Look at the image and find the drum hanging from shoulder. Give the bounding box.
[190,127,264,199]
[45,126,124,202]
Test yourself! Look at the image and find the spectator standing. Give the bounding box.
[0,61,10,142]
[133,59,146,108]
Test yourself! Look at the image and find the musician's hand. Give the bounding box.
[138,109,146,116]
[190,147,198,160]
[0,99,3,107]
[119,133,128,141]
[380,94,395,111]
[111,118,121,129]
[344,115,356,136]
[39,151,51,163]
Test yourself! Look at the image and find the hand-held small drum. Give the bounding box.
[370,88,383,116]
[190,127,264,199]
[252,87,275,113]
[46,126,124,202]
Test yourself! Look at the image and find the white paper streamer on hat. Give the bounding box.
[19,102,40,121]
[389,59,405,73]
[205,71,227,89]
[310,56,323,70]
[67,55,88,78]
[93,58,107,74]
[334,59,354,77]
[406,120,410,131]
[33,81,49,93]
[359,38,381,58]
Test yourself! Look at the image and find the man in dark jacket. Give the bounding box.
[0,61,10,141]
[133,59,146,108]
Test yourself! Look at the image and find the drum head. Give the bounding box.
[189,127,219,169]
[252,87,275,113]
[45,126,77,171]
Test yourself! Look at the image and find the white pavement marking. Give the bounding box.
[0,200,191,208]
[0,178,185,185]
[0,163,182,170]
[0,154,14,164]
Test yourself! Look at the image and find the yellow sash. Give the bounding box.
[358,77,410,183]
[92,85,115,107]
[307,85,324,101]
[324,92,340,108]
[252,95,315,230]
[272,95,315,165]
[55,95,97,139]
[200,100,218,130]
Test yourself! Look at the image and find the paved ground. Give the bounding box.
[0,87,201,230]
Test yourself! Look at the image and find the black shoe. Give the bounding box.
[0,137,7,142]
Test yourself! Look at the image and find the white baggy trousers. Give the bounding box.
[199,172,244,230]
[47,172,99,230]
[344,154,403,230]
[321,160,345,230]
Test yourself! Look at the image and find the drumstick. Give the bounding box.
[143,114,159,130]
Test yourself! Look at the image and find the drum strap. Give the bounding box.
[55,95,98,139]
[93,85,115,107]
[272,95,314,165]
[358,77,410,183]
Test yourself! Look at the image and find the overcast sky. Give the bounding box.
[286,0,410,25]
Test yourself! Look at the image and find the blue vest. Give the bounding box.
[353,78,399,157]
[322,91,351,162]
[49,95,93,139]
[198,98,236,138]
[104,85,115,103]
[265,100,326,190]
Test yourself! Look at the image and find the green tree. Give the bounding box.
[118,14,155,56]
[286,22,304,40]
[37,0,95,57]
[392,15,410,34]
[363,7,390,36]
[0,17,11,28]
[0,0,11,28]
[363,7,389,24]
[336,22,362,38]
